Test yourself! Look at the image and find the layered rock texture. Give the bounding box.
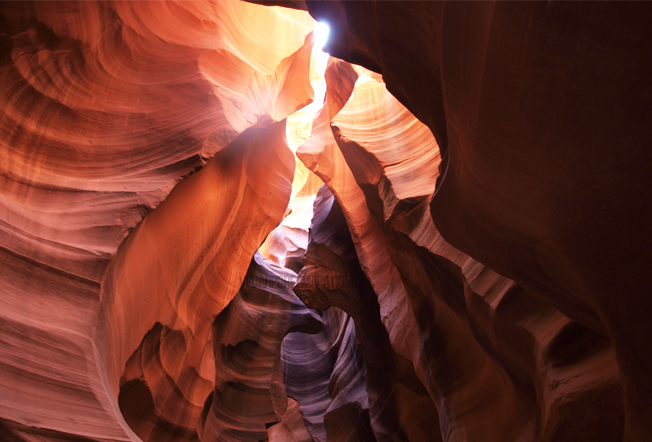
[1,1,650,442]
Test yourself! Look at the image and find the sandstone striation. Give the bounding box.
[295,57,624,442]
[0,1,650,442]
[1,1,313,440]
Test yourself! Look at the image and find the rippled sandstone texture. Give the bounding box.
[1,1,650,442]
[0,1,313,440]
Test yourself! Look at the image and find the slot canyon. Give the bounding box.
[1,1,651,441]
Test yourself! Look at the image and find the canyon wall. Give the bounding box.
[0,1,312,440]
[1,1,650,442]
[306,2,652,440]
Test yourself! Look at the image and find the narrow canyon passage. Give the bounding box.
[1,2,651,442]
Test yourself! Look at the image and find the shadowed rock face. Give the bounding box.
[295,59,623,442]
[306,2,652,440]
[281,307,376,442]
[295,186,441,442]
[0,1,649,442]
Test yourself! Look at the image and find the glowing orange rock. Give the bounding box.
[0,1,314,439]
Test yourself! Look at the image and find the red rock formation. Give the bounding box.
[108,118,298,442]
[306,2,651,440]
[295,55,624,442]
[299,61,495,440]
[0,2,313,440]
[0,1,649,442]
[267,398,313,442]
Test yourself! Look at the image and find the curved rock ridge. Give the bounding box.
[204,251,321,442]
[119,322,208,442]
[331,75,439,201]
[322,314,374,442]
[296,54,624,441]
[267,398,314,442]
[306,2,652,439]
[100,119,296,440]
[281,309,346,442]
[333,114,624,442]
[298,59,530,442]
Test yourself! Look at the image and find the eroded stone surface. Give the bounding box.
[295,56,624,442]
[306,2,651,439]
[0,1,647,441]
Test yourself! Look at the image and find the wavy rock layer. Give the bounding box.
[307,2,652,440]
[0,1,312,440]
[295,57,624,442]
[110,117,297,442]
[281,305,376,442]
